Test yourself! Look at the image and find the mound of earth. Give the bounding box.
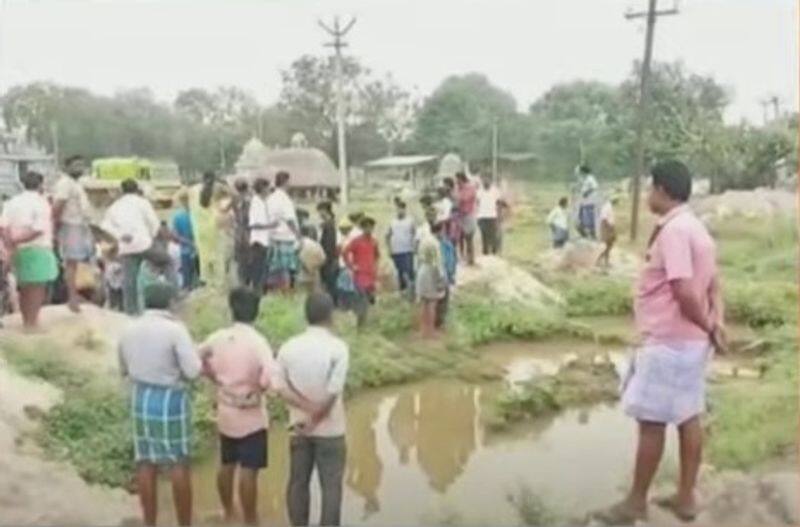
[0,357,137,525]
[457,255,563,308]
[2,304,132,377]
[693,188,796,220]
[536,240,640,278]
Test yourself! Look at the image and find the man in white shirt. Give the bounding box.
[102,179,160,315]
[265,171,299,292]
[2,171,58,329]
[246,178,273,291]
[596,194,620,268]
[475,175,501,255]
[275,292,349,527]
[385,200,417,292]
[577,164,599,239]
[52,154,95,313]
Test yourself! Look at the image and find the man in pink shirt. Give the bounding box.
[599,160,726,525]
[200,287,276,526]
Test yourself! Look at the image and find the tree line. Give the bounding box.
[1,55,795,191]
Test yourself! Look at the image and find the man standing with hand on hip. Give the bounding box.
[598,160,725,525]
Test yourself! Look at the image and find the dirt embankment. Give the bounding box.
[0,305,137,526]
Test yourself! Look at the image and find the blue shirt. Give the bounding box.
[439,237,457,285]
[171,209,195,256]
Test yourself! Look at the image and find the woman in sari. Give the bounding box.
[189,171,232,289]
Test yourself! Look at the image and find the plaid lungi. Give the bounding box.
[131,382,191,464]
[620,341,711,425]
[268,240,298,273]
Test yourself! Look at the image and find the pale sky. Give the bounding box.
[0,0,796,123]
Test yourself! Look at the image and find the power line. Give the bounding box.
[319,15,356,208]
[626,0,679,241]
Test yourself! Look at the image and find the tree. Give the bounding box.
[413,73,522,162]
[278,54,415,163]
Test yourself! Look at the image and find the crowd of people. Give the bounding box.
[545,163,621,267]
[0,156,726,527]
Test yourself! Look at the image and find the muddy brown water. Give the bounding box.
[157,339,758,526]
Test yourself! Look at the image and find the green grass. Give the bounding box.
[708,325,799,469]
[2,339,216,489]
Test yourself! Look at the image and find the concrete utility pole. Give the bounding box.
[491,118,499,183]
[769,95,781,121]
[625,0,679,241]
[319,15,356,207]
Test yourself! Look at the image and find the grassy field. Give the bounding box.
[1,179,796,488]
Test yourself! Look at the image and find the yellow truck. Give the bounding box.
[83,157,181,209]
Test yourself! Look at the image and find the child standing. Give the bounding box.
[342,217,379,328]
[547,197,570,249]
[596,194,619,268]
[416,235,447,338]
[117,282,201,527]
[200,288,275,526]
[434,221,456,329]
[275,292,349,527]
[104,247,124,311]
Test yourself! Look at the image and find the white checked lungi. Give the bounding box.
[621,341,712,425]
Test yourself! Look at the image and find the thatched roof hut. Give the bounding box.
[234,134,339,199]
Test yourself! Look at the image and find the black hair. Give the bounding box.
[455,172,467,182]
[200,170,216,208]
[296,207,310,219]
[21,171,43,191]
[431,221,444,234]
[275,171,290,187]
[229,287,260,323]
[143,282,177,310]
[305,291,334,325]
[443,177,455,189]
[317,201,333,216]
[360,216,376,228]
[64,155,85,166]
[579,164,592,175]
[419,195,433,207]
[348,212,364,223]
[396,199,407,210]
[558,196,568,207]
[651,160,692,203]
[121,178,139,194]
[253,178,270,194]
[234,179,249,193]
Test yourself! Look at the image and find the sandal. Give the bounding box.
[592,500,647,525]
[654,494,698,522]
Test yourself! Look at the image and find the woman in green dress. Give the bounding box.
[189,171,232,289]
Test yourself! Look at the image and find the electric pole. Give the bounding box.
[769,95,781,121]
[491,118,499,183]
[319,15,356,207]
[625,0,678,241]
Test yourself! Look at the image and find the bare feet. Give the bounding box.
[654,494,698,522]
[593,499,647,525]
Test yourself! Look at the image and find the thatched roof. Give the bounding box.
[262,147,339,189]
[235,138,339,189]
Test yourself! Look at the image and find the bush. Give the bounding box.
[724,280,796,328]
[561,277,633,317]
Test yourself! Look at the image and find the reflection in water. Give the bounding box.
[346,398,383,519]
[165,341,679,526]
[416,383,477,493]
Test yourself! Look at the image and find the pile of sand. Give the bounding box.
[693,188,796,220]
[0,356,137,525]
[536,240,640,279]
[457,255,564,307]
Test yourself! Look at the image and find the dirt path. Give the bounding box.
[0,355,138,525]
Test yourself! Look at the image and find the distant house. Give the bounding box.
[234,134,340,200]
[0,132,57,197]
[363,155,439,189]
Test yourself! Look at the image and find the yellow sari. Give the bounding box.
[189,183,232,289]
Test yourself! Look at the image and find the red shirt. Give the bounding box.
[344,234,380,291]
[457,183,477,215]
